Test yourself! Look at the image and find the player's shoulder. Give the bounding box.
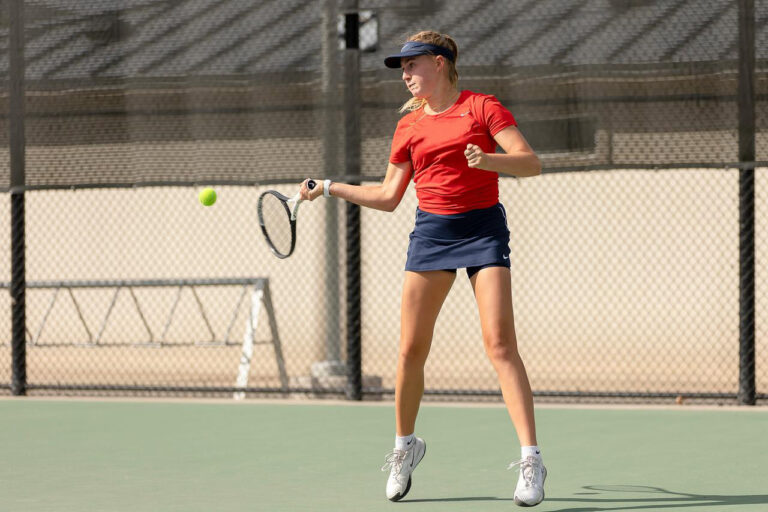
[394,108,423,134]
[461,89,501,104]
[397,108,422,125]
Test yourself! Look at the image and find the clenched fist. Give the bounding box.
[464,143,489,169]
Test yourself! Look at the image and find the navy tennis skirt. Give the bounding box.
[405,203,511,277]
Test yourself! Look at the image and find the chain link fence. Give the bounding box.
[0,186,347,396]
[756,168,768,400]
[0,170,762,401]
[364,169,747,398]
[2,0,767,403]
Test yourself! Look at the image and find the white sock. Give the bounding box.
[521,445,541,459]
[395,434,415,451]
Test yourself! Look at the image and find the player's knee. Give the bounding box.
[483,335,518,364]
[398,341,430,367]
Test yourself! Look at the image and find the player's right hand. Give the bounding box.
[299,179,323,201]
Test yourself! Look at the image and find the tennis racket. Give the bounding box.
[257,180,315,259]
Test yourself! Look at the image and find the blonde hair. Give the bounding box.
[398,31,459,113]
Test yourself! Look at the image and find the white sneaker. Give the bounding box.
[381,437,426,501]
[509,456,547,507]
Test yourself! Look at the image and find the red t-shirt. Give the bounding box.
[389,90,517,214]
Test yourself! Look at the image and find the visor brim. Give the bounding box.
[384,51,427,68]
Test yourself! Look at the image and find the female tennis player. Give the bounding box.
[299,31,546,507]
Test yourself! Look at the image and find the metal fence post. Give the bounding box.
[9,0,27,396]
[318,0,345,380]
[737,0,756,406]
[343,5,362,401]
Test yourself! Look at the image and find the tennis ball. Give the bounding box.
[198,187,217,206]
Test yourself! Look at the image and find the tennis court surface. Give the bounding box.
[3,399,766,512]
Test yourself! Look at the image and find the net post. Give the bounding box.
[737,0,756,406]
[9,0,26,396]
[343,5,362,401]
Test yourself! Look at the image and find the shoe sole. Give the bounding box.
[513,490,544,507]
[388,440,426,502]
[513,466,546,507]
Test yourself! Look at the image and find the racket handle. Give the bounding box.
[307,180,316,190]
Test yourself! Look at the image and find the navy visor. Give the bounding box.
[384,41,455,68]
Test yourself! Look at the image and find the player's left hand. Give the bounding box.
[465,143,489,169]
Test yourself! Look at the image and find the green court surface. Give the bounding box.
[2,399,766,512]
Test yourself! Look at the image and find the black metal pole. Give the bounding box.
[737,0,756,406]
[344,7,362,400]
[9,0,27,396]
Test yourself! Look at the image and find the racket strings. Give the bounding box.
[260,194,293,256]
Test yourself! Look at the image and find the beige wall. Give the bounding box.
[0,166,766,396]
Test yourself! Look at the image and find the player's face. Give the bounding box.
[401,55,440,98]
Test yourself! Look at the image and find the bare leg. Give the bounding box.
[470,267,537,446]
[396,270,455,436]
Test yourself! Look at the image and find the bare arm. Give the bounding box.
[299,160,412,212]
[464,125,541,178]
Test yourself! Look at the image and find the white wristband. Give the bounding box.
[323,179,333,198]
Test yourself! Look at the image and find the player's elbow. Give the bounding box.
[381,197,400,212]
[521,153,542,177]
[530,155,542,176]
[379,185,404,212]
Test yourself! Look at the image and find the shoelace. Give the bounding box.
[507,456,541,487]
[381,450,407,473]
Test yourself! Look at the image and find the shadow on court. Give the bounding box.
[399,486,768,510]
[542,485,768,511]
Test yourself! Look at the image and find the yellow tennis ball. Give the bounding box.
[198,187,217,206]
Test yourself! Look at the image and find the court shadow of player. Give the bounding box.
[544,484,768,512]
